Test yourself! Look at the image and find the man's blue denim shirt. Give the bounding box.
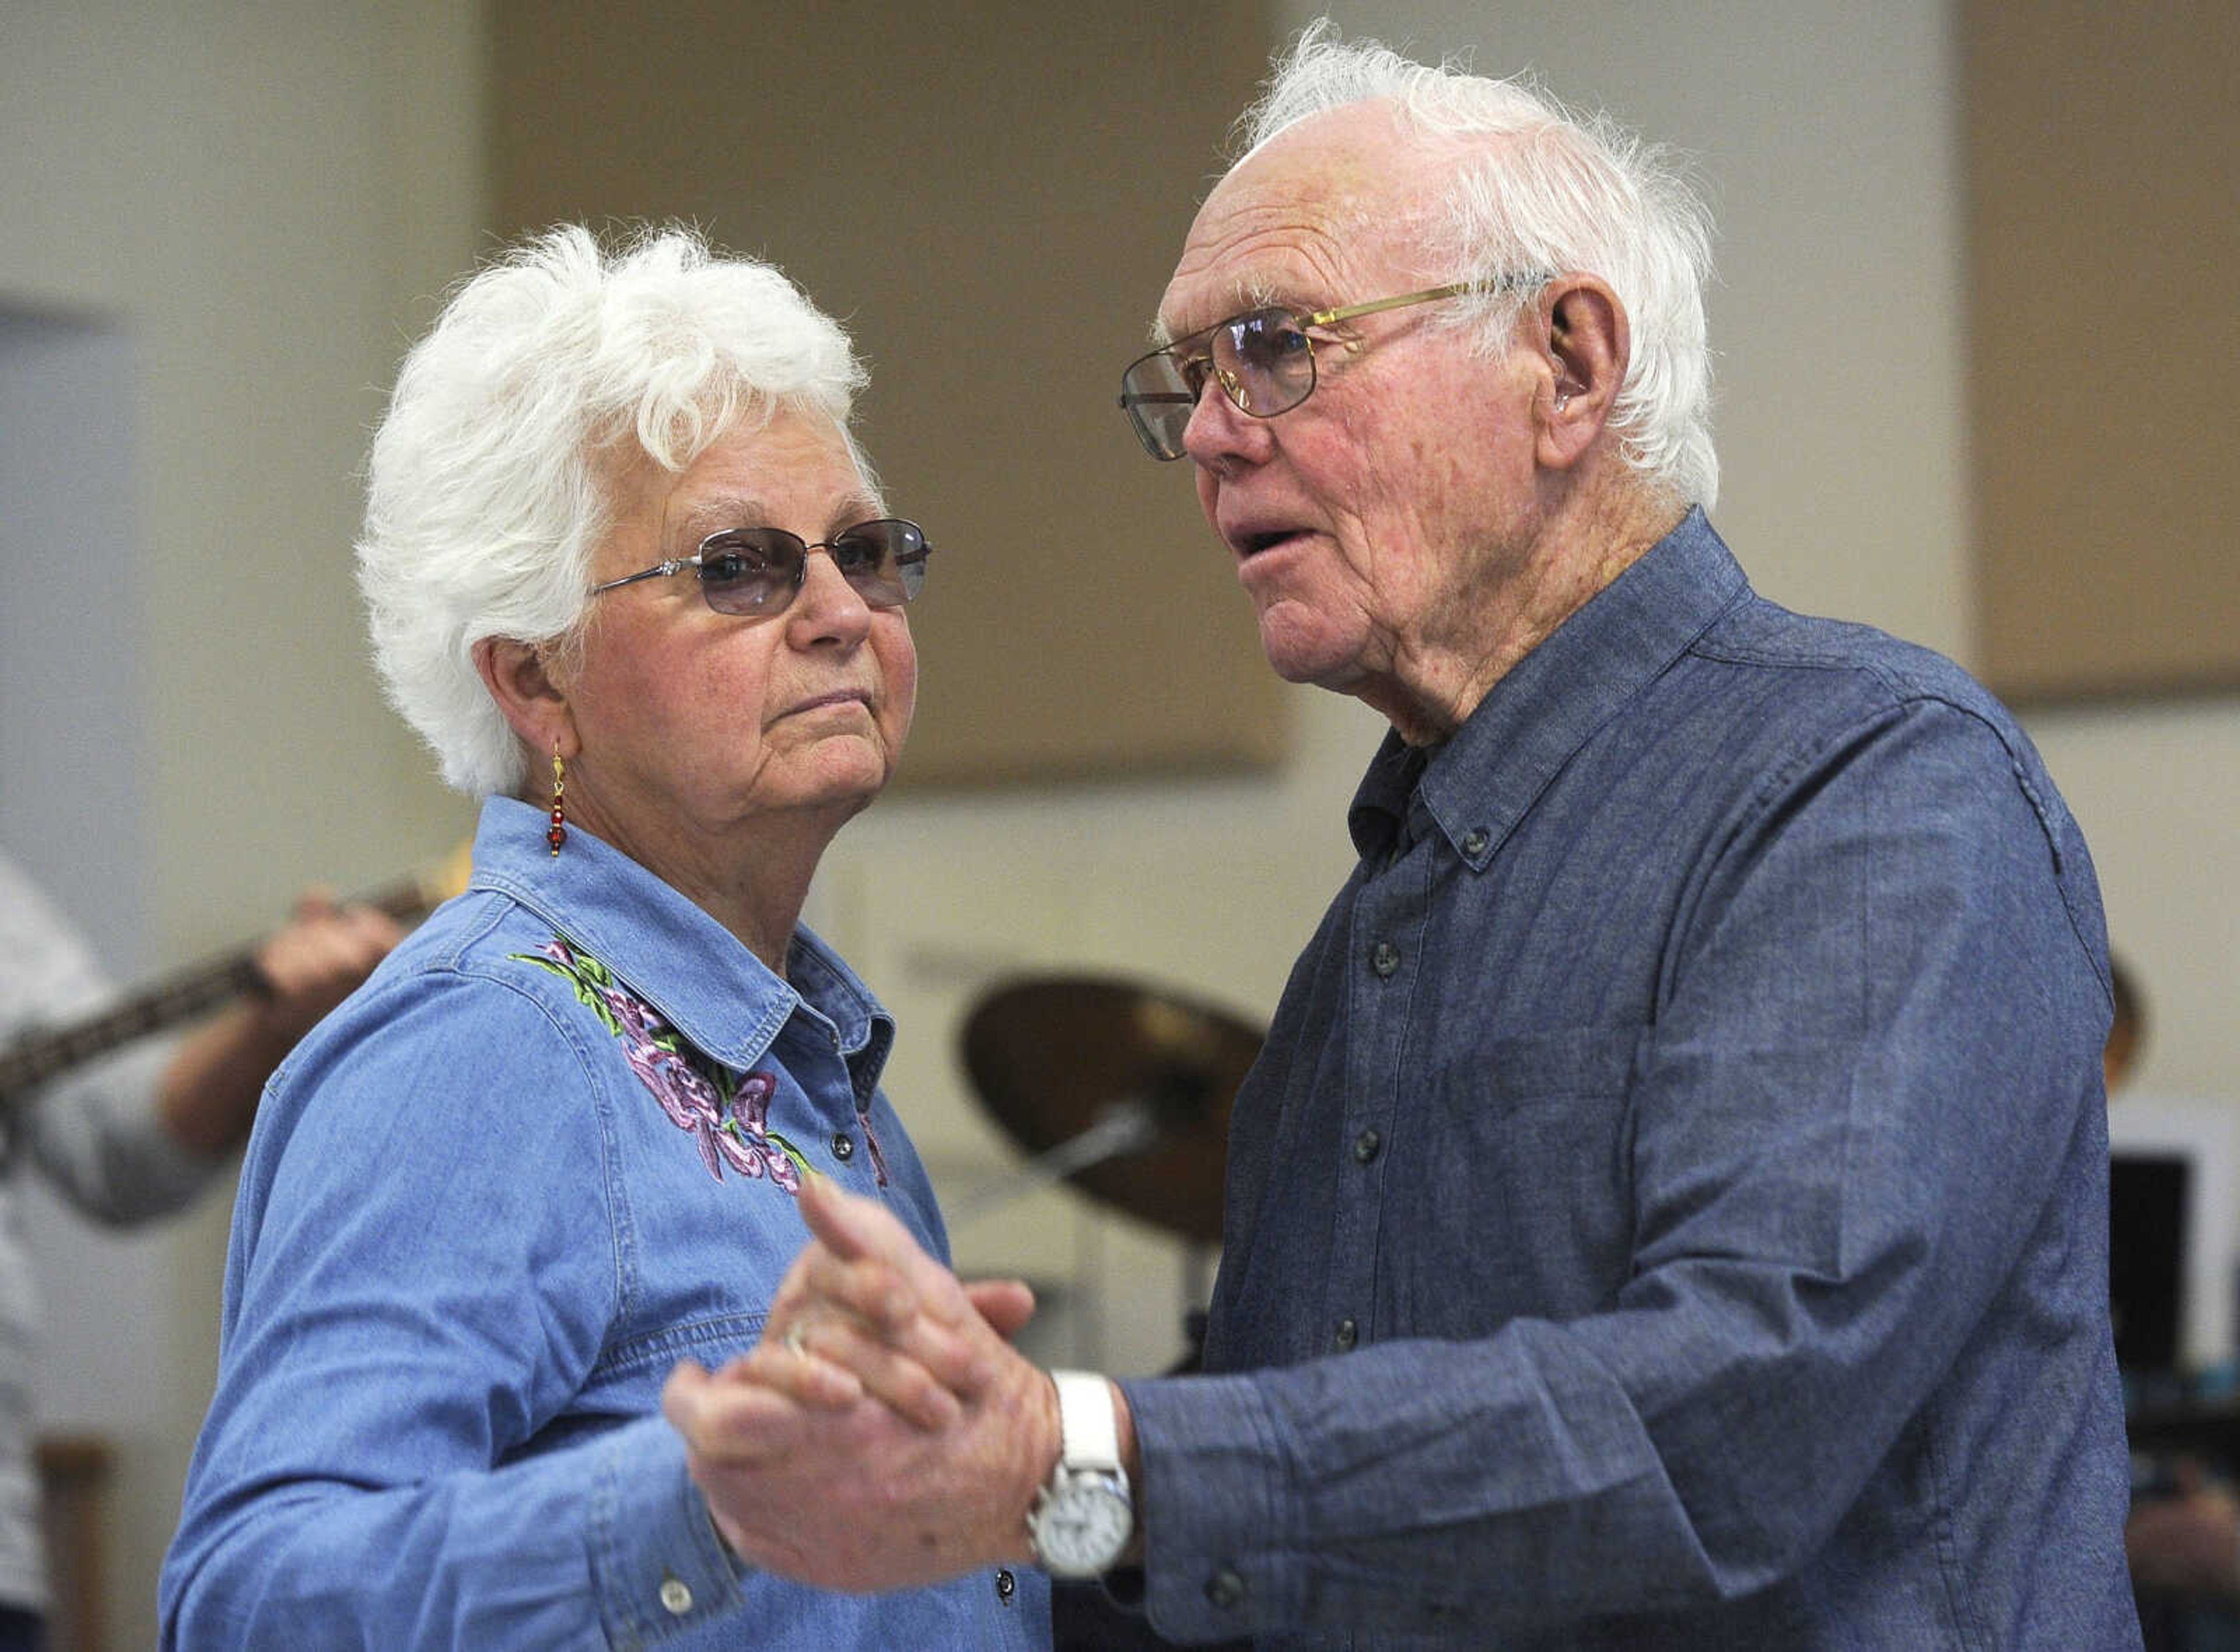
[161,797,1051,1650]
[1124,511,2139,1648]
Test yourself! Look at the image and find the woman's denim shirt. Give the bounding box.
[162,796,1050,1650]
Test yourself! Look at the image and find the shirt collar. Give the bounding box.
[1349,508,1751,866]
[466,796,893,1083]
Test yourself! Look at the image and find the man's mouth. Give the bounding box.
[1233,527,1307,559]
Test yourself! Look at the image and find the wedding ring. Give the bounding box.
[782,1322,809,1359]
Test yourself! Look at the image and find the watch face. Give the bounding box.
[1034,1476,1133,1575]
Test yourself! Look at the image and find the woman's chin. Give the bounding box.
[780,741,895,816]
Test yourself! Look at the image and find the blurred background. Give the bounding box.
[2,2,2233,1644]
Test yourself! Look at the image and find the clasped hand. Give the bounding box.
[661,1174,1062,1592]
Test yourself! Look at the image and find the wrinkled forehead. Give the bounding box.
[1156,103,1432,342]
[606,407,880,544]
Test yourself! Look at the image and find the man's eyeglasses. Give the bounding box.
[589,518,930,618]
[1116,278,1543,462]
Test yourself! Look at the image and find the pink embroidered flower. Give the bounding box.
[726,1072,802,1191]
[513,939,810,1191]
[622,1041,732,1175]
[601,985,663,1046]
[856,1106,891,1188]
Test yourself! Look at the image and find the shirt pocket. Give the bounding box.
[1406,1024,1643,1328]
[577,1310,771,1422]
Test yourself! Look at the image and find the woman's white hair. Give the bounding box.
[1232,22,1719,508]
[357,223,870,797]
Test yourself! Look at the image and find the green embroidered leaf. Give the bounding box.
[576,987,624,1038]
[766,1131,814,1181]
[509,950,624,1039]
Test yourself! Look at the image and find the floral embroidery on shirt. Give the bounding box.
[512,936,810,1190]
[858,1108,891,1188]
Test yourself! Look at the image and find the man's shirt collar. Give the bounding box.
[1350,508,1749,865]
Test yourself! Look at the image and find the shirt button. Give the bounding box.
[995,1568,1016,1604]
[1461,827,1489,856]
[831,1132,856,1161]
[1353,1129,1381,1164]
[1334,1317,1359,1351]
[1370,941,1401,978]
[658,1575,694,1616]
[1205,1566,1248,1609]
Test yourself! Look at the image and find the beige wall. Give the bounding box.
[1,1,2232,1643]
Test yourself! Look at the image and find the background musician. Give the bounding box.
[0,845,397,1652]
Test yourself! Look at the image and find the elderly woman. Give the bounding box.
[159,226,1050,1650]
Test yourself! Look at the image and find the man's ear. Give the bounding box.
[1535,276,1630,471]
[473,635,577,764]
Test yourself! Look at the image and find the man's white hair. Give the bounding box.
[357,223,870,797]
[1230,21,1718,508]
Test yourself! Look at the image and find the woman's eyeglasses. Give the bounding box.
[1116,276,1545,462]
[589,517,930,618]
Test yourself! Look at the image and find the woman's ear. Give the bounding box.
[473,636,578,762]
[1535,276,1630,471]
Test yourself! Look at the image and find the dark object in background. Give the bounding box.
[2112,1153,2190,1375]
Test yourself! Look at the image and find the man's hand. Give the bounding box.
[159,889,401,1154]
[251,890,405,1044]
[662,1175,1060,1591]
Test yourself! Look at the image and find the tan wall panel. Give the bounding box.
[491,1,1286,784]
[1962,1,2240,699]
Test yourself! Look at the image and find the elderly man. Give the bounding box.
[664,27,2138,1648]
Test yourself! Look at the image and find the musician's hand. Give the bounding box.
[662,1175,1060,1591]
[250,890,404,1043]
[158,889,401,1154]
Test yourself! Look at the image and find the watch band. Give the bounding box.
[1051,1370,1120,1472]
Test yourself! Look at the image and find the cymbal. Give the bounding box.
[959,975,1261,1246]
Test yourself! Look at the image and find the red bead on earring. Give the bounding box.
[547,746,568,856]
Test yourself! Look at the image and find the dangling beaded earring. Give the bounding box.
[546,746,568,856]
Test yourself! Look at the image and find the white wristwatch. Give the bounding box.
[1026,1369,1135,1578]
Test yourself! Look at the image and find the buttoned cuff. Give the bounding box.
[586,1416,746,1648]
[1120,1373,1306,1641]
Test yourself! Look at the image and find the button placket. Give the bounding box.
[1326,855,1418,1385]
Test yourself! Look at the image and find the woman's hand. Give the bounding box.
[661,1175,1059,1591]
